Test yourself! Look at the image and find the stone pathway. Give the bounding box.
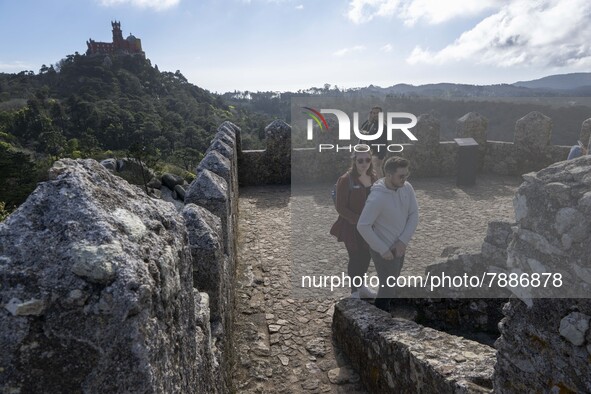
[234,185,365,393]
[233,175,521,393]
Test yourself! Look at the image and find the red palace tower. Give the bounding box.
[86,21,145,57]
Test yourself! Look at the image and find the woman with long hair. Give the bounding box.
[330,146,378,298]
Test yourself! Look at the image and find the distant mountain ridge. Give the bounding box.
[347,73,591,98]
[513,72,591,90]
[357,82,534,98]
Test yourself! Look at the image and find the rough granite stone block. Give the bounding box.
[197,150,231,184]
[0,159,210,393]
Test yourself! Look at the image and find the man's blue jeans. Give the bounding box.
[370,249,405,311]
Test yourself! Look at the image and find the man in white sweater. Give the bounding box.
[357,156,419,311]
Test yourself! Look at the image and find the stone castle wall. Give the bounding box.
[240,112,590,185]
[332,299,496,393]
[238,120,291,186]
[0,122,242,393]
[184,121,241,392]
[493,155,591,393]
[0,159,208,392]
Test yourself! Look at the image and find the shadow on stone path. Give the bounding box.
[234,185,366,393]
[233,175,521,393]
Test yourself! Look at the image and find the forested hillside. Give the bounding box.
[0,53,271,215]
[225,86,591,146]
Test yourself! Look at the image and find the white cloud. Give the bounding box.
[347,0,499,25]
[347,0,399,24]
[333,45,366,57]
[241,0,296,3]
[406,0,591,68]
[295,4,304,10]
[0,61,35,72]
[98,0,180,10]
[381,43,393,52]
[399,0,500,26]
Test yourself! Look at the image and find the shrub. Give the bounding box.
[0,201,13,222]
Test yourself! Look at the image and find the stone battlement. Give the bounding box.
[240,111,591,185]
[0,122,241,393]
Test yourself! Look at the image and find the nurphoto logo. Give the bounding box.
[302,107,418,153]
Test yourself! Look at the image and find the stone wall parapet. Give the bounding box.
[0,159,212,392]
[184,120,242,392]
[238,113,586,186]
[333,299,496,393]
[0,119,243,393]
[239,120,291,186]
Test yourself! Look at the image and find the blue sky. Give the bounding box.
[1,0,590,93]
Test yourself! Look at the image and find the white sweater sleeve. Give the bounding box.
[356,192,390,255]
[398,185,419,245]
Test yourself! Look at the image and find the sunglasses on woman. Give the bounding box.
[356,158,372,164]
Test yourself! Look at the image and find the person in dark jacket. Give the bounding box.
[330,146,378,298]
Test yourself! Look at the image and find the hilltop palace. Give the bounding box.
[86,21,145,58]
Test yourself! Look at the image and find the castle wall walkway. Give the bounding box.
[233,174,520,393]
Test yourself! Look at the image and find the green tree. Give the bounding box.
[39,129,67,160]
[0,143,40,207]
[0,201,12,222]
[126,133,160,193]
